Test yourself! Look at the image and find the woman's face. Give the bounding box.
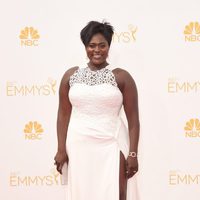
[85,33,109,66]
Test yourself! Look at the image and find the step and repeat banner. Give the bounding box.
[0,0,200,200]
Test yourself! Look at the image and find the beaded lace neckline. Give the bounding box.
[69,65,117,87]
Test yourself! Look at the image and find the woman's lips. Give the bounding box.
[93,55,101,59]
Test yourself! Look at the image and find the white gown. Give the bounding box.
[65,65,139,200]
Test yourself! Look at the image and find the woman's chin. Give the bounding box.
[90,59,106,66]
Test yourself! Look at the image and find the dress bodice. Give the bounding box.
[68,66,123,119]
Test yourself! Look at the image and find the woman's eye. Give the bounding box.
[100,45,106,48]
[88,44,106,49]
[89,44,95,48]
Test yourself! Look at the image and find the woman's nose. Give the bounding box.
[94,46,100,52]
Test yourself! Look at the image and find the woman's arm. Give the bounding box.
[115,68,140,178]
[54,67,78,174]
[122,70,140,155]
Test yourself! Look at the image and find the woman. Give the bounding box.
[54,21,140,200]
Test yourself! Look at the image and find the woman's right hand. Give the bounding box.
[54,151,68,174]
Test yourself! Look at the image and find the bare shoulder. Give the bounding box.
[112,67,136,87]
[61,66,79,83]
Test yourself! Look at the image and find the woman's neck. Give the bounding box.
[87,61,109,71]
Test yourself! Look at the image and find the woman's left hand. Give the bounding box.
[126,156,138,179]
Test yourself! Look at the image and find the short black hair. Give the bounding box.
[80,21,114,47]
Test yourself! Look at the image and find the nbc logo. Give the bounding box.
[24,121,44,140]
[184,22,200,42]
[184,118,200,137]
[19,27,40,46]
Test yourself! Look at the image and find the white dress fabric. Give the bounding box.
[65,65,139,200]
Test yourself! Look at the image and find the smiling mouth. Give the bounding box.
[93,55,101,59]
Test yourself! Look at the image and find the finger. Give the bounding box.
[125,169,131,178]
[127,172,134,179]
[58,163,64,174]
[125,163,130,171]
[54,160,60,166]
[128,173,134,179]
[125,165,131,176]
[126,172,132,179]
[125,160,129,167]
[126,170,137,179]
[127,165,138,172]
[56,164,62,174]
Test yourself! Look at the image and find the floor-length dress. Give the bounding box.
[65,65,139,200]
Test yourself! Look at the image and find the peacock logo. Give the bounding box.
[24,121,44,140]
[184,118,200,137]
[184,22,200,42]
[19,27,40,46]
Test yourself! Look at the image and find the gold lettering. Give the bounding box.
[26,40,33,46]
[43,85,50,95]
[6,80,57,96]
[46,175,53,186]
[188,175,199,184]
[187,82,197,92]
[6,83,14,96]
[10,175,17,186]
[130,28,137,41]
[191,35,196,42]
[15,86,25,95]
[50,80,57,95]
[25,133,42,140]
[25,86,35,95]
[113,32,122,42]
[185,131,200,137]
[35,85,43,95]
[28,176,38,186]
[33,40,39,46]
[122,32,130,43]
[169,174,177,185]
[37,176,46,186]
[53,172,60,185]
[177,175,187,184]
[185,35,191,42]
[176,83,186,92]
[18,176,28,186]
[20,40,26,46]
[168,82,175,93]
[35,134,42,140]
[25,133,32,140]
[185,35,197,42]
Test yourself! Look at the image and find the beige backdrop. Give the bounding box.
[0,0,200,199]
